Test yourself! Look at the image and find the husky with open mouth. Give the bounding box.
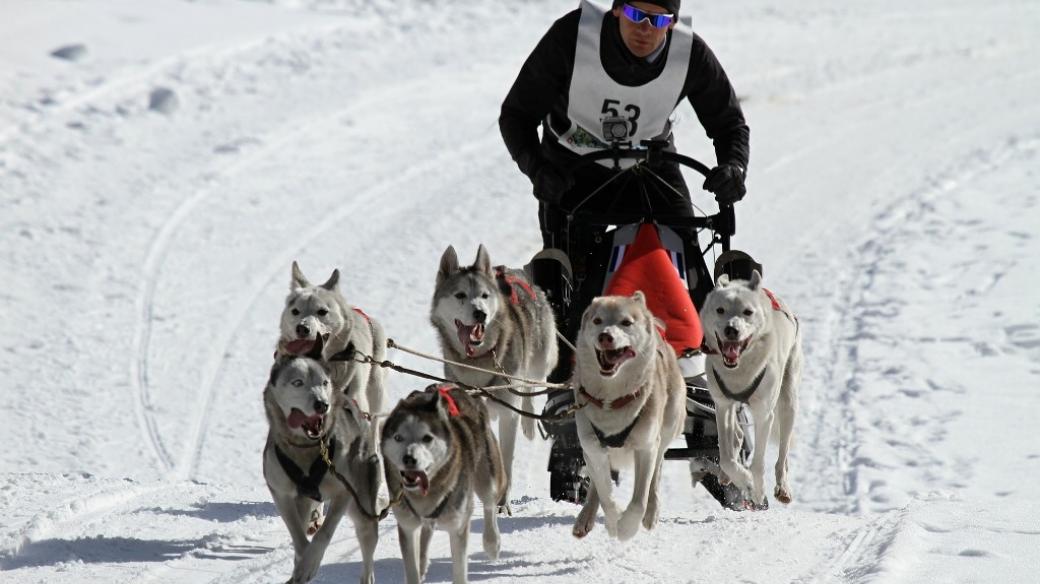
[700,270,803,507]
[571,291,685,541]
[278,261,387,416]
[381,384,507,584]
[429,244,557,509]
[263,336,389,584]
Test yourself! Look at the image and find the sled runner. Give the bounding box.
[527,140,764,510]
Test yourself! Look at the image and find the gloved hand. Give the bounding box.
[532,162,574,206]
[702,163,747,205]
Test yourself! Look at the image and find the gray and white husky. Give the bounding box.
[381,384,508,584]
[278,261,387,415]
[263,336,388,584]
[699,270,803,506]
[430,245,557,505]
[571,292,685,541]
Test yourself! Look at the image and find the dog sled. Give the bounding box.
[527,140,765,510]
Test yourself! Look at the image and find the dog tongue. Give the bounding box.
[403,470,430,495]
[287,408,320,429]
[285,339,316,355]
[722,343,742,361]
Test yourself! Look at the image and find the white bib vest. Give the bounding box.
[555,0,693,167]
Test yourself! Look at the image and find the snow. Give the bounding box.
[2,0,1038,582]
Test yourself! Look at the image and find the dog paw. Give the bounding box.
[774,485,793,505]
[617,507,643,541]
[483,532,501,560]
[642,498,660,530]
[572,508,597,539]
[497,502,512,517]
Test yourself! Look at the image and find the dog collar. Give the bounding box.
[711,366,768,403]
[579,385,644,410]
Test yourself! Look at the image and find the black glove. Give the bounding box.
[531,163,574,206]
[702,163,747,205]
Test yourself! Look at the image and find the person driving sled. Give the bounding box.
[499,0,749,359]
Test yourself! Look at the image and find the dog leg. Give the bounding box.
[293,497,348,583]
[716,401,753,498]
[419,524,434,579]
[270,491,310,566]
[583,449,619,537]
[749,405,774,506]
[618,447,656,541]
[573,478,600,538]
[449,521,471,584]
[497,410,519,513]
[476,471,501,559]
[643,444,668,531]
[774,352,800,504]
[353,517,379,584]
[398,522,422,584]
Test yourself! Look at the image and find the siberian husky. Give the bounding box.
[278,261,387,415]
[571,292,685,541]
[381,384,508,584]
[263,336,388,584]
[699,270,803,506]
[430,244,557,506]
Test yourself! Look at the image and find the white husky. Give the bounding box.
[278,261,387,416]
[699,270,803,506]
[571,292,685,541]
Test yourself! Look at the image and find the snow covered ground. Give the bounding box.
[2,0,1038,582]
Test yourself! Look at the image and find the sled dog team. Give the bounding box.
[263,245,803,584]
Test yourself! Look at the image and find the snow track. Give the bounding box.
[2,0,1039,582]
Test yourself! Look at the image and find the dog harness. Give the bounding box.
[274,437,336,502]
[710,366,767,403]
[494,266,537,306]
[591,412,643,449]
[432,384,461,417]
[402,489,458,521]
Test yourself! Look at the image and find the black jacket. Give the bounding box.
[499,9,749,182]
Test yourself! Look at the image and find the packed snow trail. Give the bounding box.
[1,0,1038,582]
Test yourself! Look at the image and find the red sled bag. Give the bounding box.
[601,222,703,355]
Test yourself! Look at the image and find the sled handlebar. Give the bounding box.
[568,141,712,177]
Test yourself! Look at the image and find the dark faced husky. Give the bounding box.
[430,245,557,506]
[263,336,388,584]
[381,384,507,584]
[278,261,387,415]
[571,292,685,541]
[700,270,803,506]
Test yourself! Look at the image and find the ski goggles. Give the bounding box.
[621,4,675,29]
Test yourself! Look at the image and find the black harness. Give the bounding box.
[711,366,768,403]
[274,437,336,502]
[402,488,457,521]
[591,408,643,448]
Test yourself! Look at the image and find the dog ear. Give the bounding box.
[748,269,762,291]
[321,269,340,291]
[305,334,325,361]
[631,290,647,306]
[438,245,459,285]
[716,274,730,287]
[474,244,492,275]
[327,342,356,363]
[291,261,311,291]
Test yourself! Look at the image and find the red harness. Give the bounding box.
[432,384,460,417]
[494,266,536,306]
